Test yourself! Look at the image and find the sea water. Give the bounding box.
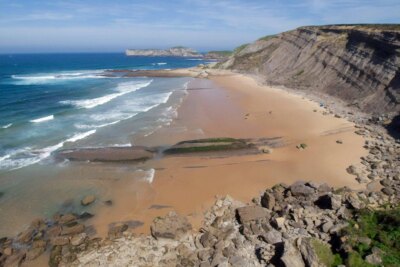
[0,53,208,236]
[0,53,207,172]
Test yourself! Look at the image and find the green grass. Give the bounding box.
[311,239,342,266]
[233,44,249,54]
[342,206,400,266]
[295,69,304,76]
[207,50,232,56]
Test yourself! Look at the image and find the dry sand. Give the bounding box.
[89,71,367,236]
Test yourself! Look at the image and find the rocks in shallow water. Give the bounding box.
[108,223,129,239]
[151,211,192,240]
[61,224,85,236]
[51,236,70,246]
[78,212,94,220]
[236,206,271,223]
[70,233,87,246]
[26,246,45,261]
[81,195,96,206]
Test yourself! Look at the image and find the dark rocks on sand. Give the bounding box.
[81,195,96,206]
[61,224,85,236]
[108,223,129,239]
[151,211,192,240]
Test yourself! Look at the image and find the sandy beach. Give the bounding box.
[87,70,367,236]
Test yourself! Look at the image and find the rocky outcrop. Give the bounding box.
[220,25,400,115]
[125,46,202,57]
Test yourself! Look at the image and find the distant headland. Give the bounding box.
[125,46,232,60]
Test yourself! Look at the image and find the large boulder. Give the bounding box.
[290,181,315,197]
[151,211,192,240]
[261,191,276,210]
[281,240,305,267]
[299,238,333,267]
[236,206,271,223]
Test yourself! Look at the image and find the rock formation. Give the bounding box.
[219,25,400,115]
[125,46,202,57]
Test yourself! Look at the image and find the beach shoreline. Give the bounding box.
[3,67,398,267]
[83,68,368,237]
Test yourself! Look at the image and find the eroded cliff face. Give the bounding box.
[221,25,400,114]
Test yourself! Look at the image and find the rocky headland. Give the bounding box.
[219,25,400,118]
[125,46,202,57]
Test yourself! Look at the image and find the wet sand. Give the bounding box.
[89,71,367,236]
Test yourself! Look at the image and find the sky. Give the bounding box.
[0,0,399,53]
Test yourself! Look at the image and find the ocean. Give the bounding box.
[0,53,207,172]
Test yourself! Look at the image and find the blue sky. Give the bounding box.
[1,0,399,53]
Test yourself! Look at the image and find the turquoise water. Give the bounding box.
[0,53,206,171]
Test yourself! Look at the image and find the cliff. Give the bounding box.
[125,46,202,57]
[220,25,400,115]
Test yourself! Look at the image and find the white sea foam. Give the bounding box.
[60,80,153,109]
[10,70,106,85]
[0,130,96,171]
[152,62,167,66]
[30,115,54,123]
[1,123,12,129]
[74,120,121,129]
[138,168,155,183]
[186,58,203,61]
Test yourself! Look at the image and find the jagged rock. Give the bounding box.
[151,211,192,240]
[3,251,26,267]
[261,191,276,210]
[51,236,69,246]
[264,229,282,244]
[346,192,364,209]
[26,247,45,261]
[61,224,85,236]
[382,187,394,195]
[58,213,77,224]
[274,217,286,229]
[70,233,87,246]
[236,206,271,223]
[81,195,96,206]
[16,227,35,244]
[281,240,305,267]
[290,182,315,197]
[108,223,128,239]
[321,221,334,233]
[299,238,326,267]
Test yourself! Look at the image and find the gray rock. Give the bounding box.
[299,238,326,267]
[290,182,315,197]
[151,211,192,240]
[321,221,334,233]
[281,240,305,267]
[261,192,276,210]
[236,206,271,223]
[264,229,282,244]
[365,252,382,265]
